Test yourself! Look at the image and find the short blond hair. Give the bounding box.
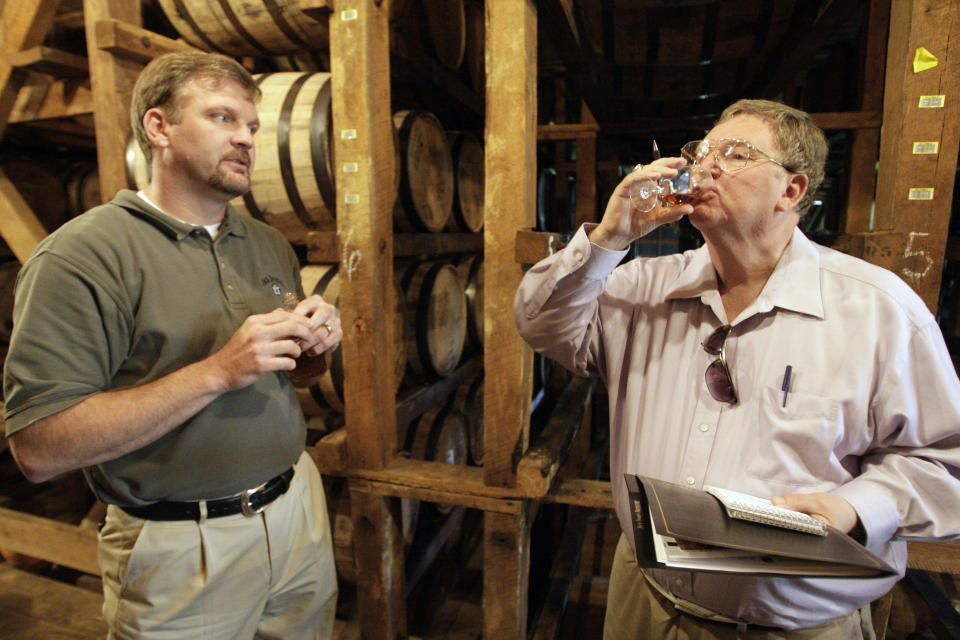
[717,99,827,214]
[130,52,260,164]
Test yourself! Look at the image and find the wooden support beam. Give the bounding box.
[0,564,106,637]
[870,0,960,310]
[395,357,482,430]
[484,507,532,639]
[574,102,598,228]
[0,0,63,139]
[0,167,50,262]
[907,540,960,573]
[315,439,616,509]
[351,465,525,514]
[331,0,398,473]
[538,122,599,140]
[843,0,890,234]
[543,478,614,510]
[330,3,405,638]
[8,46,88,77]
[312,427,349,475]
[84,0,143,203]
[516,228,567,265]
[517,376,595,497]
[488,14,554,621]
[484,0,537,489]
[350,457,525,508]
[94,18,200,63]
[347,487,407,638]
[8,76,93,123]
[0,507,100,576]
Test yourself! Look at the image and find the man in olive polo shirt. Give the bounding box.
[4,52,340,639]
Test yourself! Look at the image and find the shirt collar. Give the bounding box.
[119,189,248,241]
[664,227,824,320]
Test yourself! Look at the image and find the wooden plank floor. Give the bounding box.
[0,564,106,639]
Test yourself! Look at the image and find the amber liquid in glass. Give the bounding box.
[662,192,698,206]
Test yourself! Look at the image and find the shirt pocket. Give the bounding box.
[745,384,843,489]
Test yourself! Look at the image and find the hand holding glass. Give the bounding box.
[629,160,708,213]
[282,291,329,385]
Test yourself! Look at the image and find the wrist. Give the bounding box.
[588,225,631,251]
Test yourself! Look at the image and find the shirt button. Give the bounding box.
[686,476,695,485]
[699,424,710,432]
[226,284,234,291]
[574,250,584,262]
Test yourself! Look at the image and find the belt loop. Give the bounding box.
[198,499,208,523]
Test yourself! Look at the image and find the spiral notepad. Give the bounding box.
[705,486,827,536]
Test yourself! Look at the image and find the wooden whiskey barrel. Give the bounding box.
[450,374,484,466]
[125,135,150,191]
[64,162,100,216]
[393,110,454,233]
[405,403,468,515]
[389,0,466,71]
[399,261,467,380]
[454,253,483,349]
[445,133,484,233]
[234,72,336,244]
[327,476,412,585]
[422,0,466,70]
[296,264,406,415]
[156,0,330,57]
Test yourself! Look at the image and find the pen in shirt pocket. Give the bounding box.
[781,365,793,407]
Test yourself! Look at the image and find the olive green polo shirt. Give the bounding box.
[3,190,307,505]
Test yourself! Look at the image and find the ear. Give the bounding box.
[775,172,808,213]
[142,107,171,151]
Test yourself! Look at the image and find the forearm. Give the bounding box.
[10,358,228,483]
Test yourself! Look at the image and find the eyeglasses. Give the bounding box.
[702,325,738,404]
[681,138,798,175]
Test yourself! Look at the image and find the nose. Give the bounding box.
[698,151,722,178]
[233,125,254,149]
[688,164,713,189]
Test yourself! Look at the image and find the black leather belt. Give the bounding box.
[121,468,294,521]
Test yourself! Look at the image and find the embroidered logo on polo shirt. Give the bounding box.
[262,276,285,300]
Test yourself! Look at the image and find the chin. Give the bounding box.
[209,174,250,198]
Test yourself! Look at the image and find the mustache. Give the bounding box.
[222,151,251,166]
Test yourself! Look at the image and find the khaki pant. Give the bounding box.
[604,534,875,640]
[98,452,337,640]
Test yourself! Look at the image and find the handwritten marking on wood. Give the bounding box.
[901,231,933,281]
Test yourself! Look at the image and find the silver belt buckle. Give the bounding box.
[240,481,268,517]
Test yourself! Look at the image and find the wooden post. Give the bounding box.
[842,0,889,234]
[83,0,143,202]
[0,169,49,261]
[483,508,531,639]
[329,2,406,637]
[483,2,537,637]
[868,0,960,309]
[483,0,536,490]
